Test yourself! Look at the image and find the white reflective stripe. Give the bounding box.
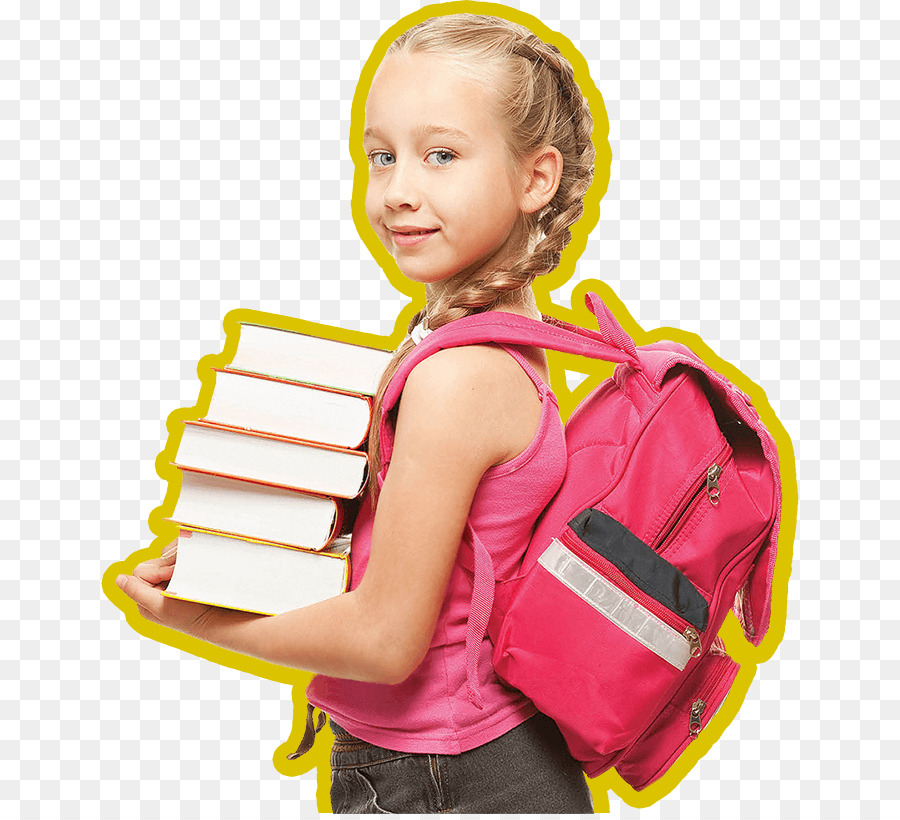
[538,538,691,671]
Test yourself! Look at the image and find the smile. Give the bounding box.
[389,227,439,247]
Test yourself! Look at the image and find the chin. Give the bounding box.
[398,271,452,287]
[394,260,452,286]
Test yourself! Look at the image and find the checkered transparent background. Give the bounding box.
[2,0,896,817]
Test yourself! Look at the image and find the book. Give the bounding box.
[158,323,388,613]
[163,529,350,615]
[204,369,374,449]
[169,469,341,551]
[174,420,369,499]
[229,323,393,396]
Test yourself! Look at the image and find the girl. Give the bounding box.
[118,13,598,813]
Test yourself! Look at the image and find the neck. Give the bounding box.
[499,287,542,321]
[423,284,541,325]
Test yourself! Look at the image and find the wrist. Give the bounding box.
[197,606,269,654]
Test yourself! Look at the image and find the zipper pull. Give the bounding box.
[683,626,702,657]
[706,463,722,506]
[689,699,707,736]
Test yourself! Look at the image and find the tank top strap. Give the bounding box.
[498,344,553,400]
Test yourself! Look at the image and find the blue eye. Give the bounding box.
[369,151,395,168]
[426,150,455,166]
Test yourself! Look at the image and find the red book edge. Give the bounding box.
[164,486,344,552]
[210,368,373,449]
[177,420,368,498]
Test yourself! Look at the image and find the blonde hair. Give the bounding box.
[366,14,596,498]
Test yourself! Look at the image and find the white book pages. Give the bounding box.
[170,470,337,550]
[175,422,367,498]
[167,530,348,615]
[231,323,392,396]
[205,370,371,448]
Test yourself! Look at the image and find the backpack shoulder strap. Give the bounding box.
[497,344,553,399]
[373,294,639,708]
[378,295,640,467]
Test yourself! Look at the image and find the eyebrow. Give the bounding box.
[363,124,472,143]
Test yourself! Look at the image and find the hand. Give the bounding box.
[116,538,217,638]
[133,539,178,588]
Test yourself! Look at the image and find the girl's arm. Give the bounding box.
[117,344,542,684]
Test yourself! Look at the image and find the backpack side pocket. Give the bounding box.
[613,642,739,791]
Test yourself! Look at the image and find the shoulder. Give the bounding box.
[394,344,541,469]
[402,344,530,411]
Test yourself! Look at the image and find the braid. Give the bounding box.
[421,32,596,328]
[365,15,599,500]
[429,31,595,322]
[507,36,596,284]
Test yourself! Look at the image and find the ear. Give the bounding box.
[519,145,563,215]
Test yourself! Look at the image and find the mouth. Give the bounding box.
[388,226,439,248]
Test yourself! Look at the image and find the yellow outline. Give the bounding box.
[104,2,795,813]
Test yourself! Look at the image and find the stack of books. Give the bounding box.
[162,323,392,616]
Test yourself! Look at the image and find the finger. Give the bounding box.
[134,559,175,586]
[116,573,166,619]
[160,539,179,561]
[117,573,217,638]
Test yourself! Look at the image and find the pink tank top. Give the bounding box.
[307,345,567,754]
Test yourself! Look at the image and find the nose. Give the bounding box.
[382,159,421,211]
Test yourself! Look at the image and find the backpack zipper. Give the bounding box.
[687,648,734,737]
[559,531,703,662]
[689,699,706,736]
[651,442,733,554]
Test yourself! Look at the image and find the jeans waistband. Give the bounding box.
[328,717,357,742]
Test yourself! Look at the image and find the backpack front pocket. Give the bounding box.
[547,533,703,672]
[491,513,712,770]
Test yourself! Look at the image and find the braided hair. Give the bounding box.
[365,14,596,499]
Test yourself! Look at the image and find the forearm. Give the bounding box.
[193,588,404,684]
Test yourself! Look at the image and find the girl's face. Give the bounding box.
[364,52,528,296]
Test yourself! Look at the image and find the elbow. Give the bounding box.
[373,665,411,687]
[366,636,423,686]
[347,589,426,686]
[382,653,423,686]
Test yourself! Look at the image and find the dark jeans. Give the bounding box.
[329,711,594,814]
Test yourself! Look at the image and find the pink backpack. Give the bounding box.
[380,292,783,791]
